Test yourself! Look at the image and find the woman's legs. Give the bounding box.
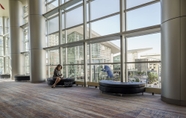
[52,77,62,88]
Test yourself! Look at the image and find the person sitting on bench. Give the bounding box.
[51,64,63,88]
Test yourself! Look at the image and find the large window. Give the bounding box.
[66,6,83,28]
[127,33,161,62]
[66,25,83,43]
[127,33,161,88]
[46,49,60,77]
[63,45,84,81]
[0,37,3,56]
[46,0,59,12]
[21,4,30,75]
[88,39,121,82]
[47,32,59,47]
[21,27,30,75]
[0,17,10,75]
[3,18,9,34]
[5,57,10,74]
[126,2,160,30]
[0,27,4,74]
[90,15,120,38]
[64,46,84,64]
[127,63,161,88]
[5,37,9,56]
[23,28,29,51]
[63,65,84,81]
[0,57,4,74]
[90,0,119,20]
[88,64,121,82]
[44,0,161,88]
[126,0,154,9]
[24,53,30,75]
[47,16,59,34]
[46,17,59,47]
[0,17,3,35]
[23,5,28,24]
[4,36,10,74]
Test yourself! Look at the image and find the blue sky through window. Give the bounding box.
[89,1,161,55]
[48,0,161,55]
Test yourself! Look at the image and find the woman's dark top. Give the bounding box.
[53,69,62,78]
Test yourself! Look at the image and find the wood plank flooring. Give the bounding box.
[0,79,186,118]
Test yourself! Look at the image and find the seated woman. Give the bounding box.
[52,64,63,88]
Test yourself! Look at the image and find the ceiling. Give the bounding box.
[0,0,9,17]
[0,0,27,17]
[19,0,27,5]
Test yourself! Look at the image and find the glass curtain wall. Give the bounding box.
[0,36,4,74]
[87,0,121,82]
[22,27,30,75]
[88,41,121,82]
[127,33,161,88]
[0,17,4,74]
[46,0,59,12]
[21,3,30,75]
[126,1,161,88]
[63,45,84,81]
[46,16,59,47]
[23,5,28,24]
[44,0,161,88]
[5,37,10,74]
[0,17,10,74]
[46,49,59,77]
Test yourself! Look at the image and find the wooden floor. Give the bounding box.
[0,79,186,118]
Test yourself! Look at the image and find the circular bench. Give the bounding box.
[15,75,30,81]
[0,74,10,79]
[99,80,145,94]
[47,78,75,87]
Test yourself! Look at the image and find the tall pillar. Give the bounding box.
[9,0,24,79]
[83,0,87,87]
[28,0,46,83]
[161,0,186,106]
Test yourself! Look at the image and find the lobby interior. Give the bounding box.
[0,0,186,117]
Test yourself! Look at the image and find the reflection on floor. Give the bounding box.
[0,79,186,118]
[0,78,13,82]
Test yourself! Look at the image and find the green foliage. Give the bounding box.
[135,78,140,82]
[147,72,158,84]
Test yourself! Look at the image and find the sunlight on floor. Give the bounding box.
[0,78,14,82]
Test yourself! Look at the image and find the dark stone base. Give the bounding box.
[161,96,186,106]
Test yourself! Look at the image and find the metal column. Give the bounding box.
[120,0,127,82]
[9,0,24,79]
[83,0,87,87]
[28,0,46,83]
[161,0,186,106]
